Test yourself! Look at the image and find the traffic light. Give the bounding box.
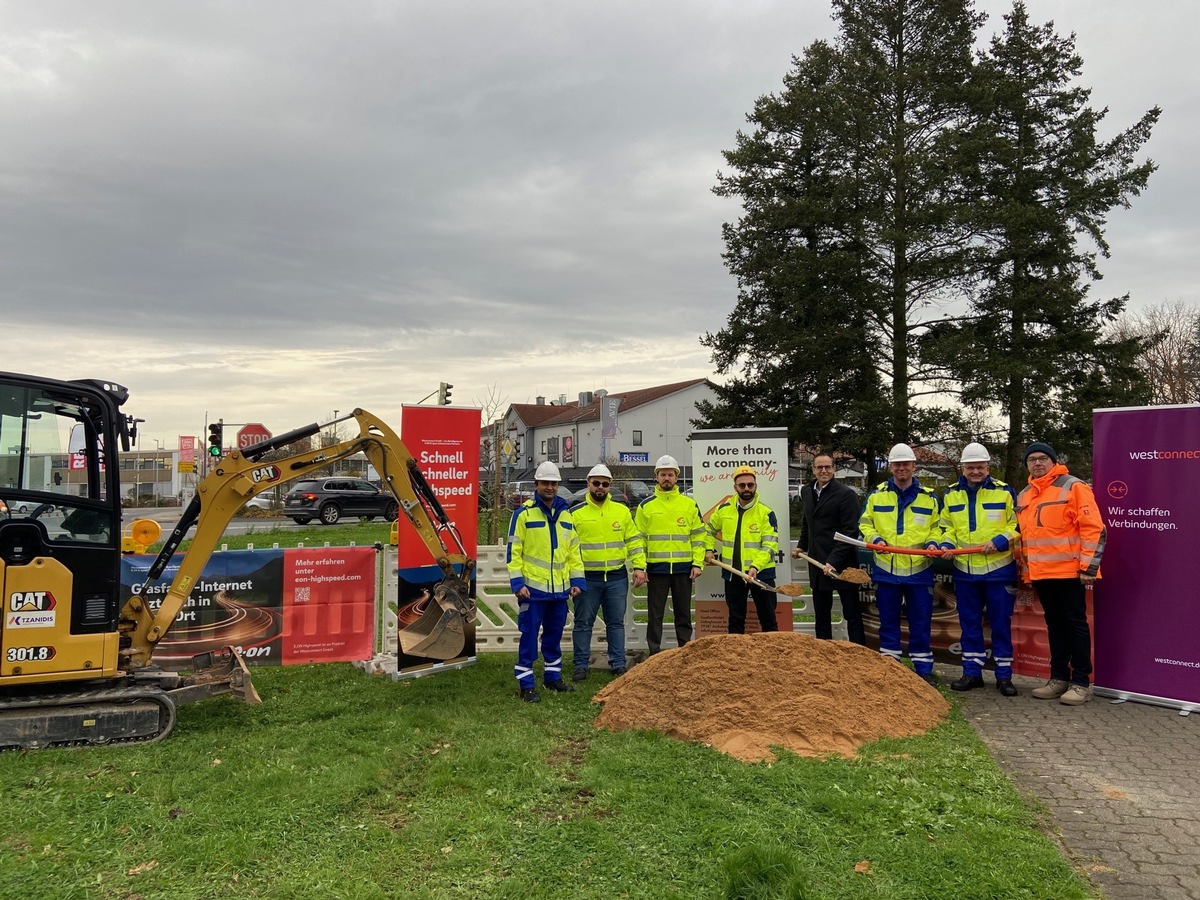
[437,382,453,405]
[208,423,223,457]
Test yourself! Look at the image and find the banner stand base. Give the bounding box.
[1094,686,1200,715]
[392,656,477,681]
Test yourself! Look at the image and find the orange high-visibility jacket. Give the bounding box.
[1015,464,1106,580]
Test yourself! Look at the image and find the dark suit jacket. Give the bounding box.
[799,478,863,591]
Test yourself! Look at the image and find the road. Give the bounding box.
[124,507,307,537]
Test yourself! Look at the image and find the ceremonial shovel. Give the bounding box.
[791,547,872,585]
[833,532,984,557]
[708,558,806,597]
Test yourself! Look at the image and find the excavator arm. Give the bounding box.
[118,409,476,673]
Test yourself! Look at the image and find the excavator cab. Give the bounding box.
[0,374,128,688]
[0,373,257,749]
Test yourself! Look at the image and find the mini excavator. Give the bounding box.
[0,372,474,749]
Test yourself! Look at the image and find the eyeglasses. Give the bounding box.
[589,480,610,487]
[813,465,834,471]
[735,482,755,489]
[1026,455,1052,464]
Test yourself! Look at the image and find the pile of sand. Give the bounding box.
[592,632,949,762]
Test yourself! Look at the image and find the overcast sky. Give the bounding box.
[1,1,1193,446]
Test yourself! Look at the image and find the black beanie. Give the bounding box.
[1024,441,1058,464]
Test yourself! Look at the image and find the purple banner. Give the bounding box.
[1094,406,1200,705]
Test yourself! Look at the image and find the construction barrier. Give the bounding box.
[372,544,838,677]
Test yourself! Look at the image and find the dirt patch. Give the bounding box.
[592,632,949,762]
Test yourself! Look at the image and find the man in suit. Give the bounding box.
[793,453,866,644]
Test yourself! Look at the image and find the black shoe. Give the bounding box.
[572,668,589,682]
[610,667,626,677]
[950,675,986,692]
[919,672,938,686]
[997,679,1018,697]
[520,688,541,703]
[544,679,574,693]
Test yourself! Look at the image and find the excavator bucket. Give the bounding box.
[397,577,474,660]
[170,647,262,706]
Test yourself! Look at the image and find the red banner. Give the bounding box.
[397,404,482,570]
[282,548,376,664]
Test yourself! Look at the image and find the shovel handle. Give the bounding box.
[708,557,779,592]
[792,547,858,583]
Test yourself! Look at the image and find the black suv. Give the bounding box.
[284,478,400,525]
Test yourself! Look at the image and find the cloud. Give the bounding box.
[0,0,1190,443]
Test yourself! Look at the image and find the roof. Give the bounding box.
[509,378,710,429]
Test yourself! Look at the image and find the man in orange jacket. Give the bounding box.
[1015,442,1107,706]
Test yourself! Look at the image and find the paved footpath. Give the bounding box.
[950,669,1200,899]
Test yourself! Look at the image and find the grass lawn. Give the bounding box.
[0,656,1093,899]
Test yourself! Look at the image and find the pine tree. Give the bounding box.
[704,0,981,466]
[921,2,1159,479]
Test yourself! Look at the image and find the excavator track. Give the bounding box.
[0,685,178,751]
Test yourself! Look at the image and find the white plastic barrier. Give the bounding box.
[379,544,844,662]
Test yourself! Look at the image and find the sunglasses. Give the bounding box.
[590,480,610,487]
[735,482,756,489]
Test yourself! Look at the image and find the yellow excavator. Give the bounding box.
[0,372,475,749]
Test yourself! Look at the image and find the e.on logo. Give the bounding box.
[9,591,57,612]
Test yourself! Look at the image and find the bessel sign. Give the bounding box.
[237,423,272,450]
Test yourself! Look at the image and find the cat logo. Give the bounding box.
[9,590,57,612]
[7,591,58,628]
[251,465,282,484]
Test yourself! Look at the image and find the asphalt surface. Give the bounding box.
[945,667,1200,899]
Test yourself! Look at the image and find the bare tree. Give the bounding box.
[473,384,510,543]
[1110,300,1200,405]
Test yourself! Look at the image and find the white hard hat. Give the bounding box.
[654,454,680,473]
[887,443,917,463]
[534,461,561,481]
[960,442,991,465]
[587,464,612,479]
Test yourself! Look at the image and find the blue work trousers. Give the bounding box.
[956,580,1014,680]
[874,582,934,675]
[514,597,569,689]
[572,573,628,671]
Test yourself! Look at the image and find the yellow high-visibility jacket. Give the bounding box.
[704,496,779,579]
[507,496,585,599]
[939,475,1019,582]
[859,478,943,583]
[570,493,646,578]
[634,487,706,575]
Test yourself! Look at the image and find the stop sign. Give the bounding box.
[238,423,272,450]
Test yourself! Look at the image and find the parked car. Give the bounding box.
[503,480,537,509]
[283,478,400,525]
[243,495,276,511]
[624,480,653,502]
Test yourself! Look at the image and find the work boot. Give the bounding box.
[610,667,627,677]
[950,675,985,692]
[918,672,938,687]
[997,679,1018,697]
[1031,679,1070,700]
[520,688,541,703]
[1059,684,1092,706]
[572,667,589,682]
[544,679,574,693]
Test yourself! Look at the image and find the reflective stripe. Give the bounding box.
[522,554,568,574]
[647,549,694,561]
[583,556,626,571]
